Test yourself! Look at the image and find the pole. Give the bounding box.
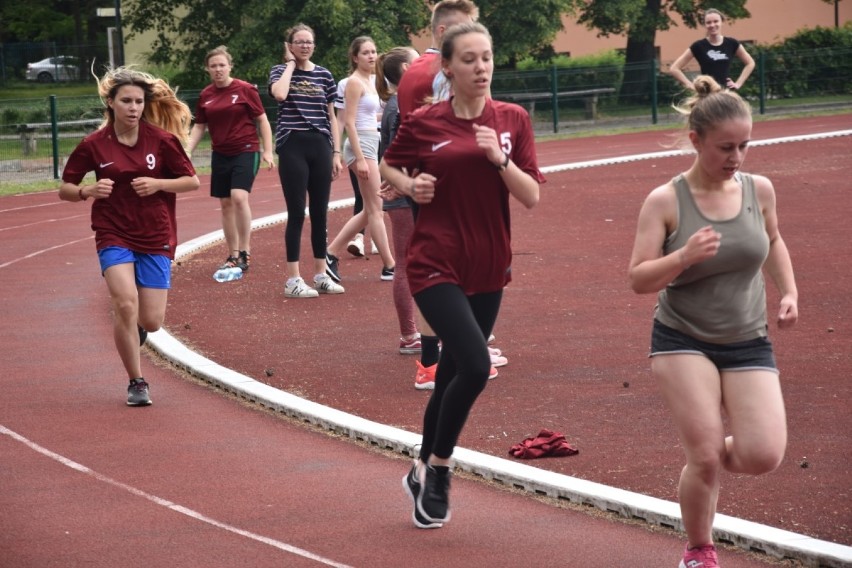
[550,65,559,133]
[114,0,124,66]
[50,95,60,180]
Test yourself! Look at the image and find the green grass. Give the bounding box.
[0,81,99,100]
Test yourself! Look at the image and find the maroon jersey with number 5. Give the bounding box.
[382,98,545,296]
[62,121,196,259]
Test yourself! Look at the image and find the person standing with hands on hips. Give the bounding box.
[59,67,199,406]
[628,76,797,568]
[669,8,755,92]
[188,45,274,278]
[380,22,544,529]
[269,23,345,298]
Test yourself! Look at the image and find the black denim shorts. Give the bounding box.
[650,320,777,373]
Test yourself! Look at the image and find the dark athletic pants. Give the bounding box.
[415,283,502,461]
[277,130,332,263]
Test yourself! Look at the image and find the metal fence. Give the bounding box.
[2,47,850,184]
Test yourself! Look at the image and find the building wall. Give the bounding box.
[552,0,852,64]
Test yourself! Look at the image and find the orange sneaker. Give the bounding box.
[415,361,437,390]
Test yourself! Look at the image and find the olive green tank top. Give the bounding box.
[655,173,770,343]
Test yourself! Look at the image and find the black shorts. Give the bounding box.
[650,320,777,373]
[210,151,259,198]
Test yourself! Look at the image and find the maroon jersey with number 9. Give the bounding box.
[62,121,196,259]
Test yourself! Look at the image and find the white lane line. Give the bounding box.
[0,424,354,568]
[540,129,852,174]
[0,212,90,233]
[0,197,66,214]
[0,235,94,269]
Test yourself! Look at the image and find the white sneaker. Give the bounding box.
[371,241,379,255]
[490,351,508,368]
[488,346,503,358]
[347,233,365,257]
[285,277,319,298]
[314,274,345,294]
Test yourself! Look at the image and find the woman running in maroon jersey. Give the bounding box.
[380,22,544,528]
[59,67,199,406]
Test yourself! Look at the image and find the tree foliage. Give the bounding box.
[122,0,579,85]
[123,0,431,85]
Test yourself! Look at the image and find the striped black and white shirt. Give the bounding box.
[268,64,337,149]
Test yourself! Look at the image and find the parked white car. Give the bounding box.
[26,56,80,82]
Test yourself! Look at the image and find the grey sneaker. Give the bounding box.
[127,378,152,406]
[314,274,345,294]
[284,277,319,298]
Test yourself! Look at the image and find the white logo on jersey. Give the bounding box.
[707,50,730,61]
[99,162,114,168]
[204,100,214,105]
[432,140,452,152]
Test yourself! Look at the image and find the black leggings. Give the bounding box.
[414,283,502,461]
[277,130,333,263]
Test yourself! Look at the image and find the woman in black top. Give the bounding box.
[669,8,755,91]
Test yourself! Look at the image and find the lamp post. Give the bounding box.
[114,0,124,66]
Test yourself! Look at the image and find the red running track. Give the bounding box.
[1,115,849,567]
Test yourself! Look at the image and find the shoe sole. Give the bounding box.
[325,269,341,283]
[316,287,344,295]
[491,358,508,368]
[414,382,435,390]
[415,487,451,525]
[399,347,422,354]
[127,398,152,406]
[285,291,318,298]
[380,275,394,281]
[402,470,443,529]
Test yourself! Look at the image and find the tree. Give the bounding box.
[574,0,750,100]
[470,0,579,66]
[123,0,431,85]
[123,0,579,86]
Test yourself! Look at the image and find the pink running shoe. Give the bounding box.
[679,544,719,568]
[415,361,437,390]
[399,334,422,354]
[488,366,498,380]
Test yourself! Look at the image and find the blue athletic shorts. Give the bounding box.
[97,246,172,289]
[650,319,777,373]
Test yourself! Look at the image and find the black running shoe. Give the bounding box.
[325,253,341,283]
[417,465,452,524]
[237,250,251,272]
[402,464,443,529]
[127,378,152,406]
[138,325,148,347]
[380,266,395,281]
[218,255,238,270]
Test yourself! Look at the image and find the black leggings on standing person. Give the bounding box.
[277,130,333,263]
[414,283,502,461]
